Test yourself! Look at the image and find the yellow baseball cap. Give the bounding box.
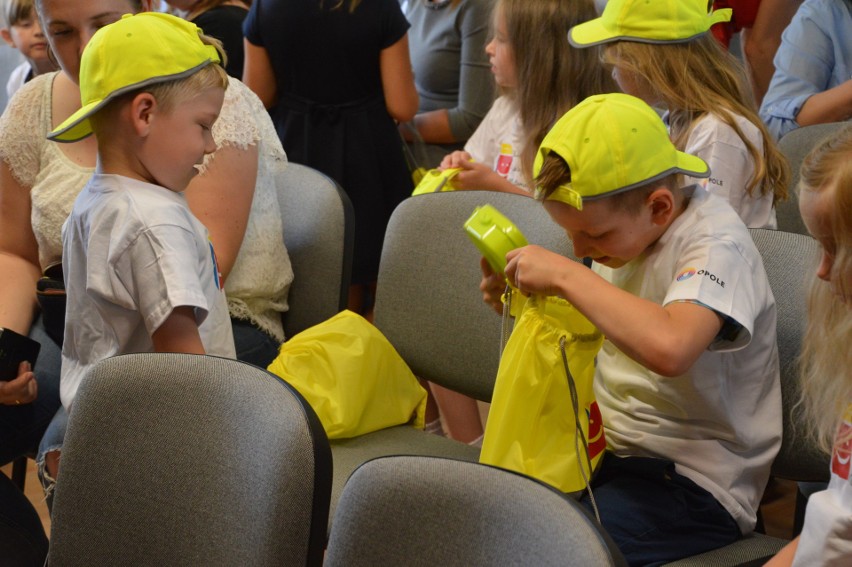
[48,12,221,143]
[568,0,732,47]
[534,93,709,210]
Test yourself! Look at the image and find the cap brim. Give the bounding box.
[48,99,103,143]
[568,19,616,48]
[675,151,710,178]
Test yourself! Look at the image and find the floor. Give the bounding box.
[1,458,799,544]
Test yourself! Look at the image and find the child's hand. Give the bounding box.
[0,361,38,406]
[439,150,473,170]
[480,257,506,315]
[451,160,504,191]
[505,245,575,298]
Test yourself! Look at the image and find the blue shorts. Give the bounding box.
[579,453,742,567]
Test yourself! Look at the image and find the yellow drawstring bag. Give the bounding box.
[480,292,606,495]
[267,310,427,439]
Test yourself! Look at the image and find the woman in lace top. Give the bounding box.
[0,0,293,478]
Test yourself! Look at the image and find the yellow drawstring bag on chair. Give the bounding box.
[267,310,427,440]
[480,291,606,496]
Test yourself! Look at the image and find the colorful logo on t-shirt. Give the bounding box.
[831,416,852,480]
[495,143,514,176]
[676,268,697,282]
[587,401,606,459]
[209,239,223,291]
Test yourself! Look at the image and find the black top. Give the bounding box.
[193,5,249,79]
[244,0,414,283]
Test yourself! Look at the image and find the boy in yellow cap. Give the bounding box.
[41,12,236,490]
[483,93,781,564]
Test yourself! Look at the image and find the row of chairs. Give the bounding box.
[44,122,840,564]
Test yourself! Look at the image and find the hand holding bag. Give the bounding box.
[267,310,427,439]
[480,291,606,496]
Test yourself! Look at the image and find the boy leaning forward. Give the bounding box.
[482,93,781,565]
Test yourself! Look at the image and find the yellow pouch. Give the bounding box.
[480,293,606,495]
[267,310,427,439]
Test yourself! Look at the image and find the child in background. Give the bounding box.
[439,0,613,194]
[766,126,852,566]
[569,0,789,229]
[482,93,781,564]
[429,0,614,444]
[0,0,55,98]
[42,12,236,488]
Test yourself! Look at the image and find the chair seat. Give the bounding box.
[663,532,787,566]
[330,426,480,526]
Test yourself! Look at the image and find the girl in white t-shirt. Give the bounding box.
[766,126,852,566]
[568,0,789,229]
[439,0,613,195]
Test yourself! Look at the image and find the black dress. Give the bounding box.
[193,5,249,79]
[244,0,414,284]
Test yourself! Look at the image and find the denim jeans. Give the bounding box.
[579,453,742,567]
[0,316,61,466]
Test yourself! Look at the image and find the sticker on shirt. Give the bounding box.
[587,401,606,459]
[495,143,514,177]
[209,238,223,291]
[831,408,852,480]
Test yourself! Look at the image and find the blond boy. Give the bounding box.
[482,93,781,564]
[39,12,236,489]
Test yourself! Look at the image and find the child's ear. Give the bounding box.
[129,93,157,137]
[646,187,675,226]
[0,29,16,48]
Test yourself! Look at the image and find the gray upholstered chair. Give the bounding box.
[278,162,354,338]
[665,229,828,566]
[776,122,848,235]
[47,353,331,566]
[327,191,575,527]
[325,455,627,567]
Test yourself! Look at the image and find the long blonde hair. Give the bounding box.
[798,125,852,453]
[500,0,614,186]
[604,34,788,204]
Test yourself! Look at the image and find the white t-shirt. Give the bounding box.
[463,95,528,191]
[793,407,852,566]
[60,174,236,409]
[679,112,777,229]
[593,187,782,533]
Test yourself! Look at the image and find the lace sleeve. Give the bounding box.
[0,73,53,188]
[196,77,262,175]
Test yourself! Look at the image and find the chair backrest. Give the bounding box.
[749,229,829,482]
[325,455,627,567]
[278,162,354,338]
[373,191,574,402]
[776,122,847,235]
[48,353,332,566]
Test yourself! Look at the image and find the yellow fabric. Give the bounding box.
[480,294,606,494]
[267,310,427,439]
[411,168,461,195]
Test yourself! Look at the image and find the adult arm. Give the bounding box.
[184,142,258,284]
[760,1,852,139]
[505,245,724,377]
[151,306,206,354]
[0,162,42,334]
[410,0,494,144]
[741,0,804,105]
[763,537,799,567]
[242,40,277,109]
[380,33,418,123]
